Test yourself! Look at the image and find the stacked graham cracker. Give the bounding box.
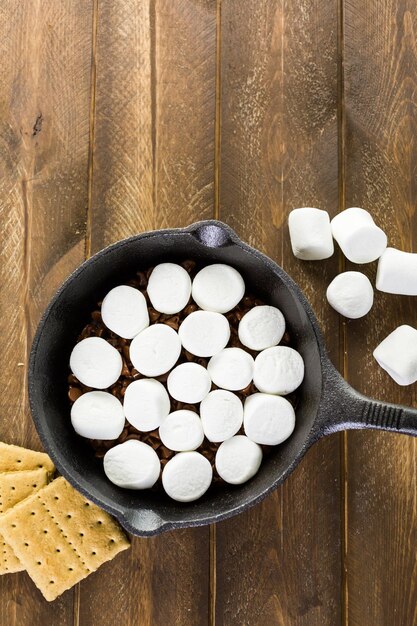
[0,442,130,601]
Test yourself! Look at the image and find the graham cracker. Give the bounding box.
[0,468,49,514]
[0,477,130,601]
[0,468,50,575]
[0,442,54,476]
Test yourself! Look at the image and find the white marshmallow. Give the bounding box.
[101,285,149,339]
[167,363,211,404]
[288,207,334,260]
[373,325,417,385]
[238,305,285,351]
[147,263,192,314]
[103,440,160,489]
[70,337,122,389]
[123,379,170,432]
[208,348,254,391]
[192,264,245,313]
[179,311,230,357]
[130,324,181,376]
[215,435,262,485]
[71,391,125,440]
[376,247,417,295]
[162,451,212,502]
[159,410,204,451]
[243,393,295,445]
[200,390,243,442]
[331,207,387,263]
[326,271,374,319]
[254,346,304,395]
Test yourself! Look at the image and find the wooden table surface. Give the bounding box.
[1,1,417,624]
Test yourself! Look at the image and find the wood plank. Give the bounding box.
[0,0,92,623]
[216,1,342,624]
[79,1,216,624]
[343,2,417,624]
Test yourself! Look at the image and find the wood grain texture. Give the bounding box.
[0,0,92,623]
[343,1,417,624]
[79,1,216,624]
[216,1,342,624]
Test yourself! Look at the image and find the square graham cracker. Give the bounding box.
[0,477,130,601]
[0,468,50,575]
[0,468,49,514]
[0,443,54,476]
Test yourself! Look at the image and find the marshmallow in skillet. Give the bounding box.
[70,337,123,389]
[376,248,417,295]
[162,452,212,502]
[147,263,192,314]
[244,393,295,445]
[373,325,417,386]
[167,363,211,404]
[331,207,387,264]
[192,264,245,313]
[254,346,304,395]
[159,410,204,451]
[71,391,125,440]
[124,379,170,431]
[179,311,230,357]
[238,305,285,350]
[288,207,334,260]
[215,435,262,485]
[103,440,160,489]
[200,390,243,442]
[326,271,374,319]
[101,285,149,339]
[130,324,181,376]
[208,347,254,391]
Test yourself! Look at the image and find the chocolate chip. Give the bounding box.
[68,387,82,402]
[148,308,160,322]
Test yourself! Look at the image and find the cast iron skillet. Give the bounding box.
[29,220,417,536]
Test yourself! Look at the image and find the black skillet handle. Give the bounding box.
[314,362,417,440]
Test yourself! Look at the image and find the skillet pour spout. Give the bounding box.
[29,220,417,537]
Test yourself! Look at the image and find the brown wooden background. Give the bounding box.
[1,1,417,624]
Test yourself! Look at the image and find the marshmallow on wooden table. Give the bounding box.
[376,248,417,295]
[208,347,254,391]
[288,207,334,260]
[162,452,212,502]
[215,435,262,485]
[192,264,245,313]
[244,393,295,445]
[71,391,125,440]
[159,410,204,451]
[70,337,123,389]
[373,325,417,385]
[200,390,243,442]
[331,207,387,264]
[130,324,181,376]
[101,285,149,339]
[123,379,170,431]
[254,346,304,395]
[167,363,211,404]
[103,440,160,489]
[147,263,192,314]
[326,271,374,319]
[179,310,230,357]
[238,305,285,351]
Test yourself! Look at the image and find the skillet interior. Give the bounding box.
[29,223,324,533]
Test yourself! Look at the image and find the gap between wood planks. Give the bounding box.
[337,0,348,624]
[210,1,222,623]
[75,1,99,625]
